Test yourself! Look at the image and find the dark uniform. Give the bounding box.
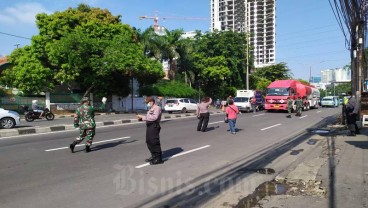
[345,93,360,136]
[138,97,163,165]
[196,97,212,132]
[69,97,96,153]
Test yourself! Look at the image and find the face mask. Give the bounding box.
[147,103,151,108]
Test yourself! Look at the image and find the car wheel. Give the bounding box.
[168,111,173,114]
[181,108,187,113]
[0,117,15,129]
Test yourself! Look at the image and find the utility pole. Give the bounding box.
[357,0,366,93]
[246,31,249,90]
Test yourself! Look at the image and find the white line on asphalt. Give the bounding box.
[299,115,308,119]
[316,111,321,113]
[44,137,131,152]
[209,121,226,125]
[260,124,281,131]
[135,145,211,169]
[252,113,265,117]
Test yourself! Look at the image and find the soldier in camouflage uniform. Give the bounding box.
[295,96,303,117]
[69,97,96,153]
[286,97,293,118]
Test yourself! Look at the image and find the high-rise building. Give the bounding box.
[210,0,276,68]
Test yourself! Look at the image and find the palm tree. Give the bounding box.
[159,29,183,80]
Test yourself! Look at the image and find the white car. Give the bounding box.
[321,96,338,107]
[164,98,198,114]
[0,108,21,129]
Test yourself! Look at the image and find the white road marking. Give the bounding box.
[135,145,211,169]
[209,121,226,125]
[44,137,131,152]
[299,115,308,119]
[260,124,281,131]
[316,111,322,113]
[252,113,265,117]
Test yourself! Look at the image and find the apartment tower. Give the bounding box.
[210,0,276,68]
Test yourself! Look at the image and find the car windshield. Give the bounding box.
[234,97,249,102]
[266,88,289,96]
[323,98,332,101]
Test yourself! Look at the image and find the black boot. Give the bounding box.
[145,156,154,162]
[85,145,91,153]
[69,141,78,153]
[150,156,164,165]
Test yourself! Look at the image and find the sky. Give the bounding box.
[0,0,350,81]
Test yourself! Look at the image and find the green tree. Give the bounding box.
[252,62,292,82]
[139,80,199,98]
[1,4,164,96]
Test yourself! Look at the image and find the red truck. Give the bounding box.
[264,80,320,111]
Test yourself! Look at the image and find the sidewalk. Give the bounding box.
[247,127,368,208]
[1,110,224,138]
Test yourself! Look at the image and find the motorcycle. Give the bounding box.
[21,105,55,122]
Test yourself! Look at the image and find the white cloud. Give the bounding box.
[0,3,51,24]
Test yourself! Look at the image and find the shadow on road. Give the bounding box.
[71,139,138,153]
[162,147,184,159]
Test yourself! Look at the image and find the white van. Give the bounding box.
[234,90,255,112]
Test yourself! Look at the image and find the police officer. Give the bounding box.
[345,92,360,136]
[136,97,163,165]
[69,97,96,153]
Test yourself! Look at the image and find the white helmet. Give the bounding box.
[32,100,38,104]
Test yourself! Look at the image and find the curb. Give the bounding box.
[1,111,224,138]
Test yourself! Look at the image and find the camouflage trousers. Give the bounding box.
[75,128,96,146]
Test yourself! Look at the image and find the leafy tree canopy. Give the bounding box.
[139,80,199,98]
[1,4,164,95]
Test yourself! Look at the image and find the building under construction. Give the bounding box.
[210,0,276,68]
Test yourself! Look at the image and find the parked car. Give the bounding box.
[0,108,21,129]
[164,98,198,114]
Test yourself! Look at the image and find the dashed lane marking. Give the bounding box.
[135,145,211,169]
[44,137,131,152]
[252,113,265,117]
[260,123,281,131]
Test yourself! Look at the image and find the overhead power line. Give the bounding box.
[0,31,31,40]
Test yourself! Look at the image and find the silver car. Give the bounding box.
[0,108,21,129]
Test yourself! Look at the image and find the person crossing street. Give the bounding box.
[196,97,212,132]
[69,97,96,153]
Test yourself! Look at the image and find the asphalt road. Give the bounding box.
[0,107,340,208]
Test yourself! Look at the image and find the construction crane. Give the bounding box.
[139,15,209,34]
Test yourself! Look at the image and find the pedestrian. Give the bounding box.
[250,97,257,113]
[286,97,293,118]
[226,95,233,106]
[215,99,221,109]
[136,97,163,165]
[295,96,303,117]
[156,96,163,109]
[196,97,212,132]
[226,99,239,134]
[345,92,360,136]
[69,97,96,153]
